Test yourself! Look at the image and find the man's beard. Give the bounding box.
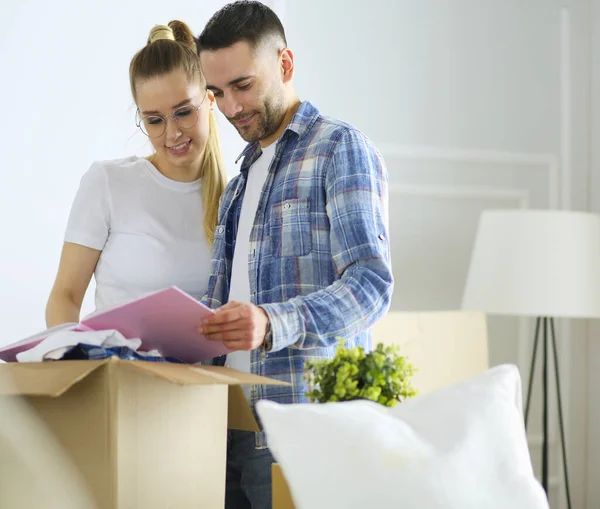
[229,93,286,143]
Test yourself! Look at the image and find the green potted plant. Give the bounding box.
[305,339,417,407]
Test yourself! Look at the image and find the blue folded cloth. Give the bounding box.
[57,343,185,363]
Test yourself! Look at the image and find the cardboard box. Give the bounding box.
[372,310,489,395]
[272,311,490,509]
[272,463,294,509]
[0,358,286,509]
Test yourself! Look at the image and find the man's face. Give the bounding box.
[200,40,286,143]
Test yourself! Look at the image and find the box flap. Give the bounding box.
[0,359,290,398]
[121,361,226,385]
[121,361,290,387]
[0,359,109,397]
[227,385,260,432]
[199,366,290,386]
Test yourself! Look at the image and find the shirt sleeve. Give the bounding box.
[64,162,111,251]
[260,127,394,352]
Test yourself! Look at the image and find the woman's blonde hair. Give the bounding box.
[129,20,227,244]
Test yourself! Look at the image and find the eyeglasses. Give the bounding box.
[136,92,207,138]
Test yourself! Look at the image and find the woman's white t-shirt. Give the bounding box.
[64,156,211,311]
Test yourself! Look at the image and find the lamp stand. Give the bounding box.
[524,317,572,509]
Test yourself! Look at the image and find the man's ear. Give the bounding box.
[280,47,295,83]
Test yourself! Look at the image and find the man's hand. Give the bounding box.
[198,301,269,351]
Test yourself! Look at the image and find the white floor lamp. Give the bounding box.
[461,209,600,509]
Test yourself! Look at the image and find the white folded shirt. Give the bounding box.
[16,330,142,363]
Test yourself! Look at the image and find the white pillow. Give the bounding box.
[256,364,549,509]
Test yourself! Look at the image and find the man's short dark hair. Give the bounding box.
[197,1,287,54]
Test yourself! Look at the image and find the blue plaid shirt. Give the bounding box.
[203,101,393,417]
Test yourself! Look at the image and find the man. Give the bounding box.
[197,2,393,507]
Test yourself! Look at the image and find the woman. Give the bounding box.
[46,20,227,327]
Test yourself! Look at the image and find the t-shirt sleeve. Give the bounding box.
[64,162,111,250]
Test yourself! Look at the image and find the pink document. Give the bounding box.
[0,287,230,363]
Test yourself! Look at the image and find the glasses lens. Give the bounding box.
[139,116,165,137]
[174,106,199,129]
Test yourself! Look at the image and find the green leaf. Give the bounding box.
[304,338,417,406]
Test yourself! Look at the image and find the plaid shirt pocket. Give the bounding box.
[269,198,312,257]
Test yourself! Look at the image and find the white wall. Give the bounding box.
[0,0,246,342]
[1,0,597,507]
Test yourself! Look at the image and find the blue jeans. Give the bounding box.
[226,430,274,509]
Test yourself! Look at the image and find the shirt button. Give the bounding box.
[283,202,291,210]
[378,234,385,240]
[217,226,225,234]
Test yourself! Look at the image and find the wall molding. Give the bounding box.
[385,149,547,370]
[379,144,560,209]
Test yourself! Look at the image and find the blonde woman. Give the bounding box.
[46,21,227,326]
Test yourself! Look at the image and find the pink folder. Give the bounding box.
[0,287,231,363]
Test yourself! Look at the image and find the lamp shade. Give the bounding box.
[461,209,600,319]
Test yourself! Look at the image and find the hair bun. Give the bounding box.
[168,20,196,51]
[147,25,175,44]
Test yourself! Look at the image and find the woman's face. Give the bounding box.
[135,69,213,177]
